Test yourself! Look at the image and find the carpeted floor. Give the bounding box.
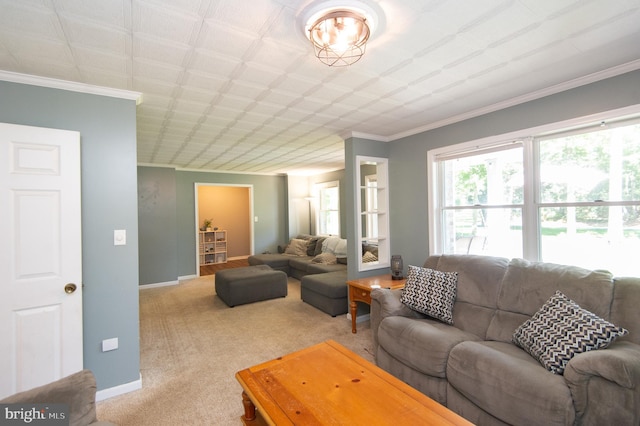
[96,275,374,425]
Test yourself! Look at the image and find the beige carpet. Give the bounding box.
[96,275,374,425]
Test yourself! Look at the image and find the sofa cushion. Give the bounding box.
[378,316,480,378]
[424,255,509,338]
[486,258,615,342]
[311,252,337,264]
[306,262,346,274]
[247,254,291,273]
[287,256,313,271]
[401,265,458,324]
[513,290,628,374]
[447,341,575,426]
[284,238,308,256]
[301,271,347,299]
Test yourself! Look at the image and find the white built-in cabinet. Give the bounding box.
[199,230,227,265]
[356,156,390,271]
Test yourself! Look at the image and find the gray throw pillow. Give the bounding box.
[306,237,319,256]
[400,265,458,325]
[513,290,628,375]
[313,237,326,256]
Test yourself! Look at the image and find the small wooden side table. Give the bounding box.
[347,274,406,333]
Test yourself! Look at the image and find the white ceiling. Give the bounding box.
[1,0,639,175]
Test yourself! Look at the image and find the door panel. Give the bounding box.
[0,123,83,398]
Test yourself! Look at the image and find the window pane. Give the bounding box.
[443,147,523,206]
[443,208,522,257]
[320,186,339,210]
[540,123,640,202]
[540,206,640,276]
[319,211,339,235]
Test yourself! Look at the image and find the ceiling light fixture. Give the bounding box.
[302,1,379,67]
[307,10,369,66]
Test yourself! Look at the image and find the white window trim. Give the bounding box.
[428,104,640,258]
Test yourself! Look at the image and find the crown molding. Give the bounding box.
[340,130,388,142]
[389,59,640,141]
[0,71,143,105]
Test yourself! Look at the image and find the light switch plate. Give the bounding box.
[114,229,126,246]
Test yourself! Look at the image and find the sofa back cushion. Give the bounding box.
[424,254,509,339]
[486,258,615,342]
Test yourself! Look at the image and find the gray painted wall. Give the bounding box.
[388,69,640,269]
[0,80,140,391]
[138,167,178,285]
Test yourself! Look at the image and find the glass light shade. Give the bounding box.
[391,255,403,280]
[308,10,370,66]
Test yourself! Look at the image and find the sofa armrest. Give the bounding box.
[0,369,99,426]
[564,341,640,425]
[370,288,425,349]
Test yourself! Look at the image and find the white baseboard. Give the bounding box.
[139,280,179,289]
[96,374,142,401]
[178,274,197,281]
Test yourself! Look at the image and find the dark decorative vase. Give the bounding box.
[391,255,404,280]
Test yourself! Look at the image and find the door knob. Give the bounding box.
[64,283,77,294]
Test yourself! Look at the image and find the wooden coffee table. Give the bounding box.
[348,274,406,333]
[235,339,473,425]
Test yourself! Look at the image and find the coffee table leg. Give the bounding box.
[241,391,256,421]
[350,299,358,333]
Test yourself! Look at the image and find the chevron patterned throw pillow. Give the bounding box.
[400,265,458,324]
[513,290,628,374]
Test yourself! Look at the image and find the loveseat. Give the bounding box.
[248,235,348,315]
[0,369,114,426]
[370,254,640,426]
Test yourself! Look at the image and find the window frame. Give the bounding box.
[315,180,340,236]
[428,105,640,272]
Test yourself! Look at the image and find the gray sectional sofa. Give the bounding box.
[248,235,348,316]
[371,254,640,426]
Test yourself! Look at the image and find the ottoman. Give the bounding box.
[215,265,288,307]
[300,271,348,316]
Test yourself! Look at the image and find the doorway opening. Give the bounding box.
[195,183,254,276]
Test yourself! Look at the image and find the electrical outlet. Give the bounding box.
[102,338,118,352]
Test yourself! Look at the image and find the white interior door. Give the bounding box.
[0,122,83,399]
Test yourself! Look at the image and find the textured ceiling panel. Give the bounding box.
[1,0,639,175]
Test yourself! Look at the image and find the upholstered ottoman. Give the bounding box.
[300,271,348,316]
[215,265,288,307]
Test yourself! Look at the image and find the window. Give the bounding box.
[315,181,340,236]
[429,115,640,276]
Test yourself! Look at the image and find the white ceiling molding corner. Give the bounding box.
[0,71,143,105]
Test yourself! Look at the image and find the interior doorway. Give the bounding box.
[195,183,254,276]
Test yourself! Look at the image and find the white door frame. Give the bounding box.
[194,183,254,276]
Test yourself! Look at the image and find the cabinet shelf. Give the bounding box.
[199,230,227,265]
